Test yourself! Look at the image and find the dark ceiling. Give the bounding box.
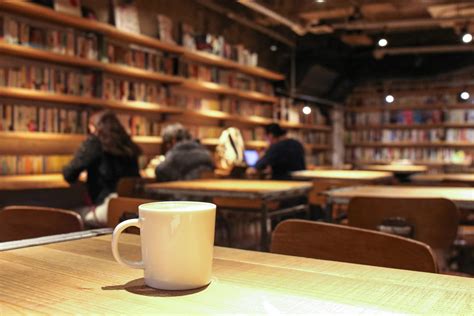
[199,0,474,102]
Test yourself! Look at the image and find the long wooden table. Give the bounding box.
[145,179,313,250]
[1,233,473,314]
[291,169,393,182]
[325,185,474,210]
[411,173,474,186]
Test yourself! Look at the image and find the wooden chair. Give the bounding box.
[107,197,154,229]
[347,197,459,251]
[271,219,438,273]
[0,205,84,242]
[116,177,154,198]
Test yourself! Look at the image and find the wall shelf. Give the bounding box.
[0,1,284,81]
[346,103,474,112]
[346,142,474,148]
[0,132,162,155]
[346,123,474,130]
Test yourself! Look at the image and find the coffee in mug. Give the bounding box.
[111,201,216,290]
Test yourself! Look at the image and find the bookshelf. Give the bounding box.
[345,83,474,168]
[0,2,333,188]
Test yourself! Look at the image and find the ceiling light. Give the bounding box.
[460,91,470,100]
[315,0,325,3]
[270,45,278,52]
[302,106,312,115]
[378,38,388,47]
[462,33,472,44]
[385,95,394,103]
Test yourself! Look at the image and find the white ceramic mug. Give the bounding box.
[111,201,216,290]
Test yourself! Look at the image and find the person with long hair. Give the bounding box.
[63,110,141,226]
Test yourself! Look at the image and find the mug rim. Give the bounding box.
[139,201,216,212]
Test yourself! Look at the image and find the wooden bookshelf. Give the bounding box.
[346,103,474,112]
[346,142,474,148]
[0,87,181,114]
[280,121,332,132]
[0,2,334,183]
[0,1,284,81]
[181,50,285,81]
[181,80,278,103]
[345,123,474,130]
[0,41,183,84]
[354,160,471,167]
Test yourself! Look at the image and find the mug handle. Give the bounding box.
[111,219,145,269]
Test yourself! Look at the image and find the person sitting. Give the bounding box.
[250,123,306,180]
[155,123,214,182]
[63,110,141,226]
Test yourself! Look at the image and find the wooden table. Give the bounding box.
[292,170,393,182]
[145,179,313,250]
[360,164,428,182]
[1,233,473,314]
[411,173,474,186]
[325,185,474,210]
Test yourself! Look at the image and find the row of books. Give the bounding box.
[0,102,164,137]
[178,61,273,95]
[241,128,266,142]
[223,99,273,118]
[346,110,443,126]
[0,155,72,175]
[1,14,98,60]
[116,114,160,137]
[175,21,258,67]
[346,148,472,165]
[346,129,445,143]
[346,109,474,126]
[187,125,223,140]
[2,11,263,73]
[275,98,328,125]
[306,152,329,166]
[0,103,88,134]
[288,130,329,145]
[104,40,176,75]
[446,129,474,142]
[346,128,474,143]
[172,94,220,111]
[0,63,96,97]
[102,76,168,104]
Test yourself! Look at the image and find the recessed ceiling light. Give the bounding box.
[460,91,470,100]
[385,94,394,103]
[270,45,278,51]
[315,0,325,3]
[302,106,312,115]
[462,33,472,44]
[378,38,388,47]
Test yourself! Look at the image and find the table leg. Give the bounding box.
[260,202,270,251]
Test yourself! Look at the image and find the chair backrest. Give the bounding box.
[107,197,154,229]
[347,197,459,251]
[271,219,438,273]
[116,177,154,198]
[0,205,84,242]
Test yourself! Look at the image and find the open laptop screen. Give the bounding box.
[244,149,259,167]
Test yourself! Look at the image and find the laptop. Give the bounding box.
[244,149,259,167]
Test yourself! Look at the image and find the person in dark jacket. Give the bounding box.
[63,110,141,225]
[251,123,306,180]
[155,123,214,182]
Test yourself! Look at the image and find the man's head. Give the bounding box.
[161,123,191,150]
[264,123,287,144]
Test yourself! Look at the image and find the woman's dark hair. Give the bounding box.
[90,110,142,157]
[264,123,287,137]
